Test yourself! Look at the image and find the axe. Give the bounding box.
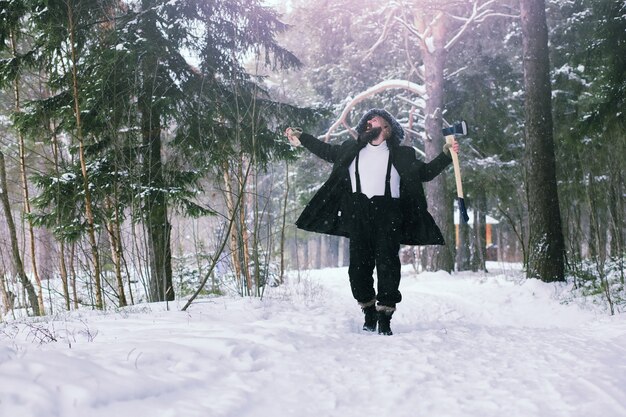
[442,121,470,224]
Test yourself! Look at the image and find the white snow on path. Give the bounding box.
[1,264,625,417]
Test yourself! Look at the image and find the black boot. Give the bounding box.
[377,310,394,336]
[362,305,377,332]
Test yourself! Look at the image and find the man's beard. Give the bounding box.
[360,126,382,143]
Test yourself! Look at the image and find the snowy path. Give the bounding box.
[1,265,625,417]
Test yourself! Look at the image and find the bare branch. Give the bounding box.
[474,12,519,22]
[394,15,426,43]
[396,94,426,109]
[324,79,426,142]
[445,0,519,50]
[364,7,400,60]
[403,26,424,81]
[446,65,468,79]
[444,0,480,50]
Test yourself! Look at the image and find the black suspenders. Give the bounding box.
[354,149,393,198]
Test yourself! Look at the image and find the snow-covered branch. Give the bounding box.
[324,79,426,142]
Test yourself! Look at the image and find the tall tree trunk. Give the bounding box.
[520,0,565,282]
[140,2,174,302]
[143,134,174,302]
[607,158,624,285]
[105,196,128,307]
[49,117,71,310]
[471,194,487,272]
[607,146,624,265]
[223,164,244,292]
[418,12,454,272]
[58,240,71,310]
[69,241,78,309]
[240,180,252,294]
[0,151,40,316]
[279,161,290,284]
[10,31,45,315]
[469,191,487,272]
[0,271,15,317]
[68,4,105,307]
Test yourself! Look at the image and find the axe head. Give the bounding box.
[442,120,468,137]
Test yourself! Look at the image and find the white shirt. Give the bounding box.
[348,141,400,198]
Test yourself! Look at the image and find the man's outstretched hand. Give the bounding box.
[285,127,303,147]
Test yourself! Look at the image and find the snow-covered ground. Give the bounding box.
[1,263,625,417]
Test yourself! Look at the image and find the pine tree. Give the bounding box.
[520,0,565,282]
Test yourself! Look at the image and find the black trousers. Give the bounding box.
[347,193,402,308]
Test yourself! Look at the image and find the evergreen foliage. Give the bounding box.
[0,0,322,310]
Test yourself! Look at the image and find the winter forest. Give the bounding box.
[0,0,625,415]
[0,0,626,315]
[1,0,623,316]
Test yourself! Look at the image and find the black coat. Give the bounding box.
[295,133,453,245]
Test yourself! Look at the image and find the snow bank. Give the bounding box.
[1,265,624,417]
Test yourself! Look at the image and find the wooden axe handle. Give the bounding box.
[445,134,464,199]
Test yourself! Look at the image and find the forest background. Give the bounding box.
[0,0,623,317]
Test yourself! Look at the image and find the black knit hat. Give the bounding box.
[355,108,404,147]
